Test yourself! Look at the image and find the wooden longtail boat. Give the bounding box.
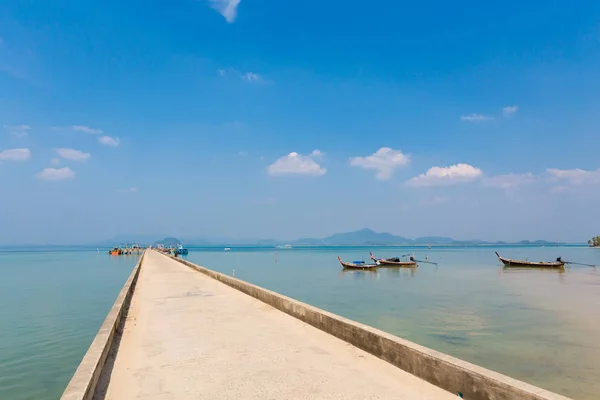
[370,252,417,267]
[337,256,377,270]
[495,252,565,269]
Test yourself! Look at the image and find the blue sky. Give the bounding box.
[1,0,600,244]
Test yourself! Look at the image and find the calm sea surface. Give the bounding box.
[1,246,599,399]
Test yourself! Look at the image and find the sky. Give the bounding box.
[1,0,600,244]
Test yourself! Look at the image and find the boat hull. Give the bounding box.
[338,257,377,270]
[376,260,417,267]
[495,252,564,269]
[370,253,417,268]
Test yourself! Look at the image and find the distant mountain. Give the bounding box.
[154,237,182,246]
[294,229,411,246]
[94,230,566,248]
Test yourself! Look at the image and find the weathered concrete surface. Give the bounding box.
[94,250,455,400]
[60,251,145,400]
[171,254,572,400]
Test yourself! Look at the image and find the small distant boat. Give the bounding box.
[276,244,293,249]
[337,256,377,270]
[224,247,231,251]
[495,252,565,269]
[109,247,121,256]
[370,252,417,267]
[175,244,188,255]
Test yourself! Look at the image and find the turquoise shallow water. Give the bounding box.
[186,245,600,400]
[0,250,137,400]
[1,246,599,399]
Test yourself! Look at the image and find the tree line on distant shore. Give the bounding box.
[588,237,600,247]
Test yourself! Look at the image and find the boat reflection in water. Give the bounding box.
[338,269,379,280]
[381,266,417,278]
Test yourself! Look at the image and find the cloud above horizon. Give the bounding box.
[408,163,483,186]
[55,148,91,161]
[350,147,410,180]
[268,151,326,176]
[37,167,75,181]
[98,136,120,147]
[547,168,600,185]
[208,0,241,23]
[461,113,494,122]
[0,148,31,161]
[72,125,103,134]
[503,105,518,117]
[4,125,31,137]
[483,172,534,190]
[219,68,266,83]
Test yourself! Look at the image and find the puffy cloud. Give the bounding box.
[4,125,31,137]
[349,147,410,180]
[72,125,103,134]
[547,168,600,185]
[503,105,518,117]
[208,0,241,23]
[55,148,91,161]
[0,148,31,161]
[98,136,120,147]
[37,167,75,181]
[267,151,326,176]
[243,72,261,82]
[407,163,483,187]
[218,68,266,83]
[483,173,534,190]
[461,113,494,122]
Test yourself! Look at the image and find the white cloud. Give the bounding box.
[243,72,261,82]
[503,105,518,117]
[349,147,410,180]
[268,151,326,176]
[547,168,600,185]
[407,163,483,187]
[55,148,91,161]
[461,113,494,122]
[72,125,103,134]
[98,136,120,147]
[37,167,75,181]
[117,186,138,193]
[208,0,241,23]
[0,148,31,161]
[218,68,267,83]
[483,173,534,190]
[310,149,324,157]
[51,158,61,166]
[4,125,31,137]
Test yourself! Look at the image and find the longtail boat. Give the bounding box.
[337,256,377,270]
[370,252,417,267]
[495,252,565,269]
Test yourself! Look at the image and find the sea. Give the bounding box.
[0,245,599,400]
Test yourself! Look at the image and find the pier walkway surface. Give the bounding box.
[95,250,454,399]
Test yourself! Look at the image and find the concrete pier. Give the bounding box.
[61,251,571,400]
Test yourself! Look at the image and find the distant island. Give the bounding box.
[588,236,600,247]
[98,229,568,247]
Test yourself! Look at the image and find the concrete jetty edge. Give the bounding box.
[59,251,146,400]
[167,252,571,400]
